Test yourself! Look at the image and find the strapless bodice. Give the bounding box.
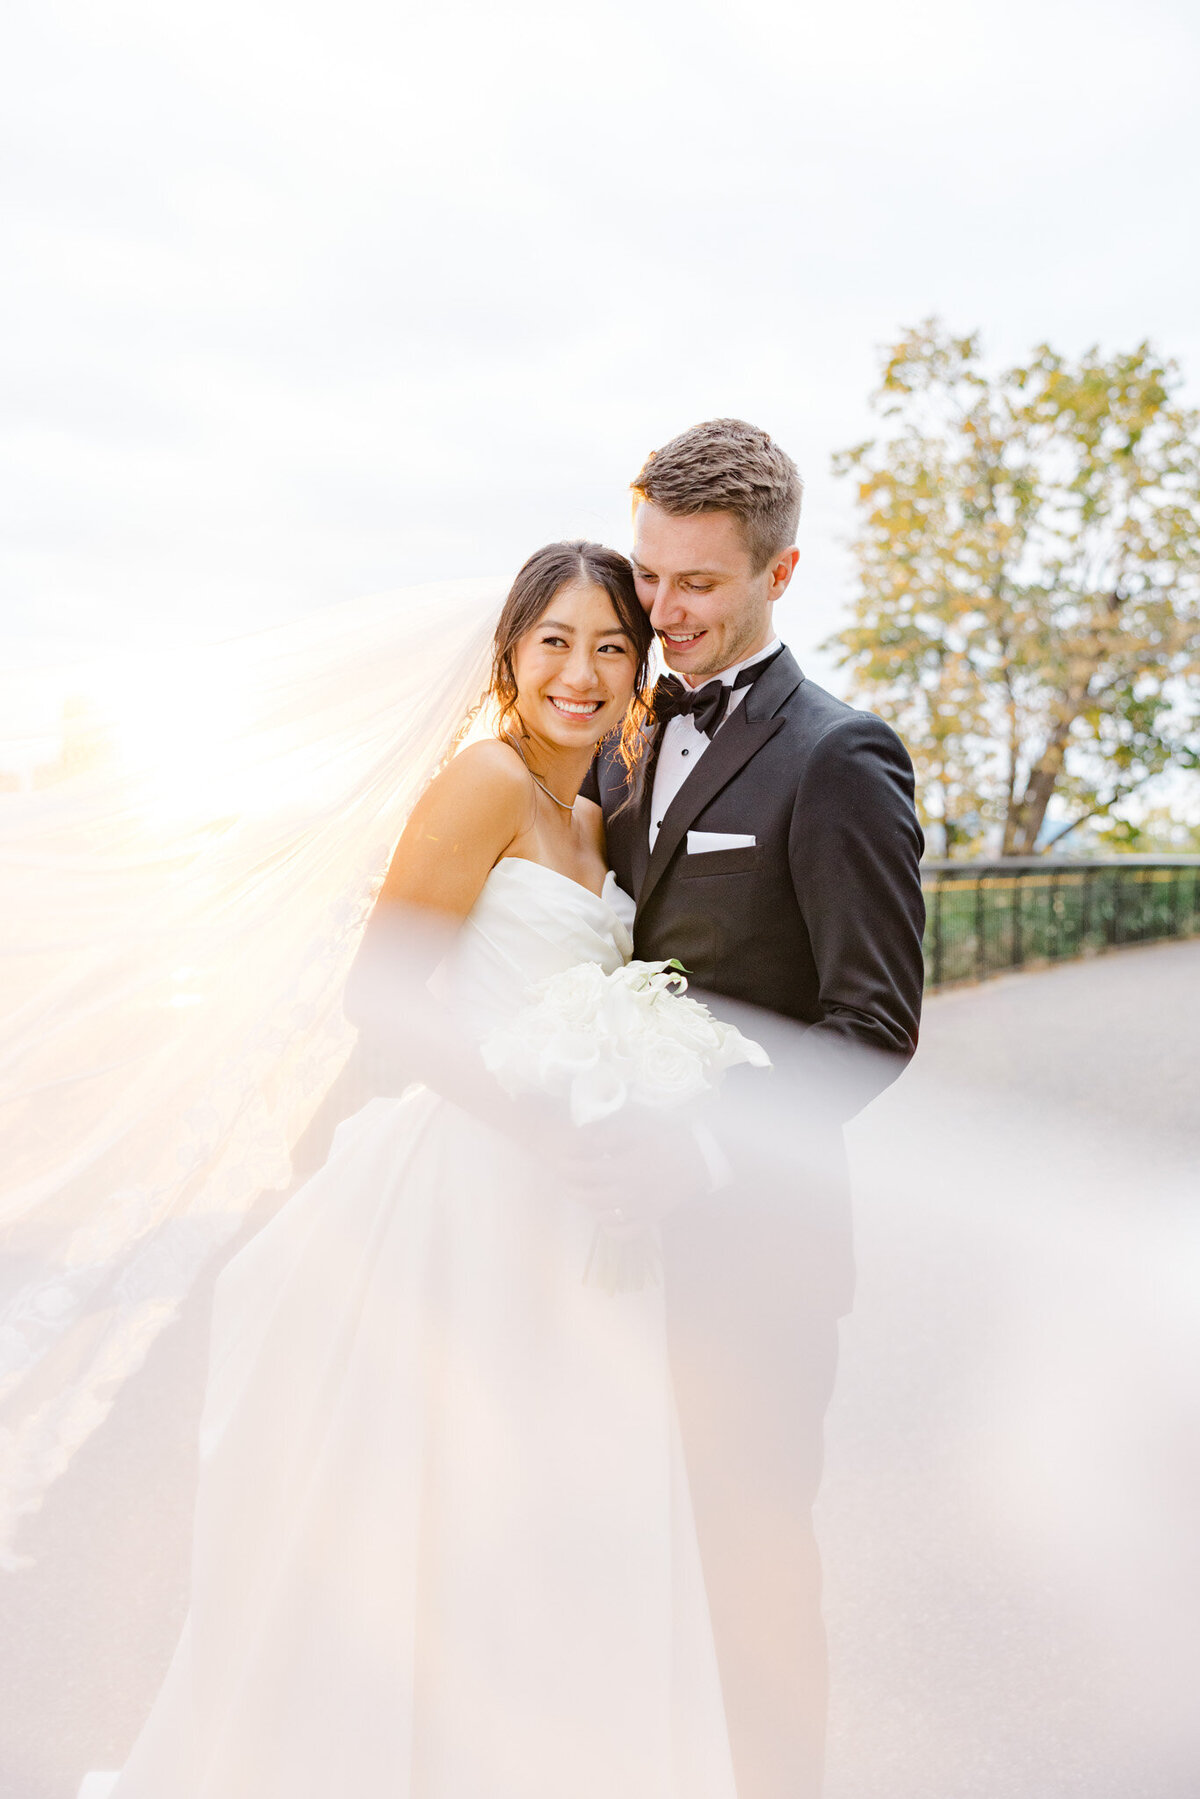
[430,858,634,1035]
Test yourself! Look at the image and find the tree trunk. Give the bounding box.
[1005,729,1070,855]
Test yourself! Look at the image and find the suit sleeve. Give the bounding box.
[788,711,925,1105]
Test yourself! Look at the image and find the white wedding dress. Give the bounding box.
[100,857,736,1799]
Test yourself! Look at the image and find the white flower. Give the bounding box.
[651,992,723,1056]
[569,1063,629,1126]
[537,1027,600,1093]
[715,1022,772,1071]
[479,954,770,1119]
[596,979,657,1046]
[631,1036,709,1109]
[531,960,608,1026]
[615,959,689,996]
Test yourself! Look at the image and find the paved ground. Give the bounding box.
[3,941,1198,1798]
[824,939,1200,1797]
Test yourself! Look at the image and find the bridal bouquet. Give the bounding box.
[480,957,769,1125]
[481,959,769,1291]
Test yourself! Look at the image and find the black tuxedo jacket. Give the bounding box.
[584,648,925,1784]
[584,647,925,1119]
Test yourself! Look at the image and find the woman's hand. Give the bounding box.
[553,1108,717,1235]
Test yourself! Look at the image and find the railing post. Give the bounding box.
[974,873,986,981]
[1011,868,1024,968]
[931,878,944,989]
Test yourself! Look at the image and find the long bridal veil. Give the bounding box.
[0,582,498,1565]
[2,586,1198,1797]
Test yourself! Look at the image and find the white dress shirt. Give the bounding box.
[647,639,782,852]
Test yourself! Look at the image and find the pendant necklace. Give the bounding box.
[510,737,575,811]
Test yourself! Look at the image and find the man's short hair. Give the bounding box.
[631,418,803,572]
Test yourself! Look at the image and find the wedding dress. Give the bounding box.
[102,856,737,1799]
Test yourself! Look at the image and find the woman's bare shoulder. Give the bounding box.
[394,737,528,863]
[450,735,530,785]
[379,738,534,912]
[424,737,532,822]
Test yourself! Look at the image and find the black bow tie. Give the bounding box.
[653,647,783,740]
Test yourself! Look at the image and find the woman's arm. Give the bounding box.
[343,741,543,1125]
[374,737,533,921]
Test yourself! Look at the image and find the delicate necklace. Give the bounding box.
[508,737,575,811]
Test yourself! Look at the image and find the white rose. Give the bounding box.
[535,961,608,1027]
[630,1036,709,1109]
[651,992,723,1057]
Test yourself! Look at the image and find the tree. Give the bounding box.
[828,321,1200,857]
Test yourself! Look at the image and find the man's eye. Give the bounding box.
[684,582,713,593]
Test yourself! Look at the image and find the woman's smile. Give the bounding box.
[547,695,604,720]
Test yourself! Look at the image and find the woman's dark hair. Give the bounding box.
[490,540,655,773]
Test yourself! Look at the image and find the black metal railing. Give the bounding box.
[922,857,1200,990]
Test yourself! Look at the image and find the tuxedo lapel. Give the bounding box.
[635,708,782,918]
[634,647,804,921]
[740,643,804,726]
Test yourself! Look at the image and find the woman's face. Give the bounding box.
[510,578,638,750]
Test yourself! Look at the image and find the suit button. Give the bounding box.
[682,749,690,757]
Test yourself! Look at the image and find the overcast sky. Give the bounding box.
[4,0,1199,693]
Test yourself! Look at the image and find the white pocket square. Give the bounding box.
[686,830,757,854]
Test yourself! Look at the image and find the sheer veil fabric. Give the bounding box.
[0,582,499,1565]
[4,590,1198,1798]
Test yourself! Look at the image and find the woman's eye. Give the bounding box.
[598,642,629,654]
[540,635,568,647]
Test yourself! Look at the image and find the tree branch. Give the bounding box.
[1041,767,1167,849]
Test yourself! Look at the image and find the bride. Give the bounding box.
[102,541,743,1799]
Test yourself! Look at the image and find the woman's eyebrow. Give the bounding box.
[539,618,632,636]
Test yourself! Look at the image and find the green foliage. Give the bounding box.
[829,320,1200,856]
[1090,806,1200,855]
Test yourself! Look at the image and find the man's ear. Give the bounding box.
[766,546,800,601]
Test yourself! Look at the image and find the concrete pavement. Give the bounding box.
[824,939,1200,1797]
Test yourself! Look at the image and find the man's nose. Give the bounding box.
[648,580,684,627]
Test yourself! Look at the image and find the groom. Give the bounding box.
[583,419,925,1798]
